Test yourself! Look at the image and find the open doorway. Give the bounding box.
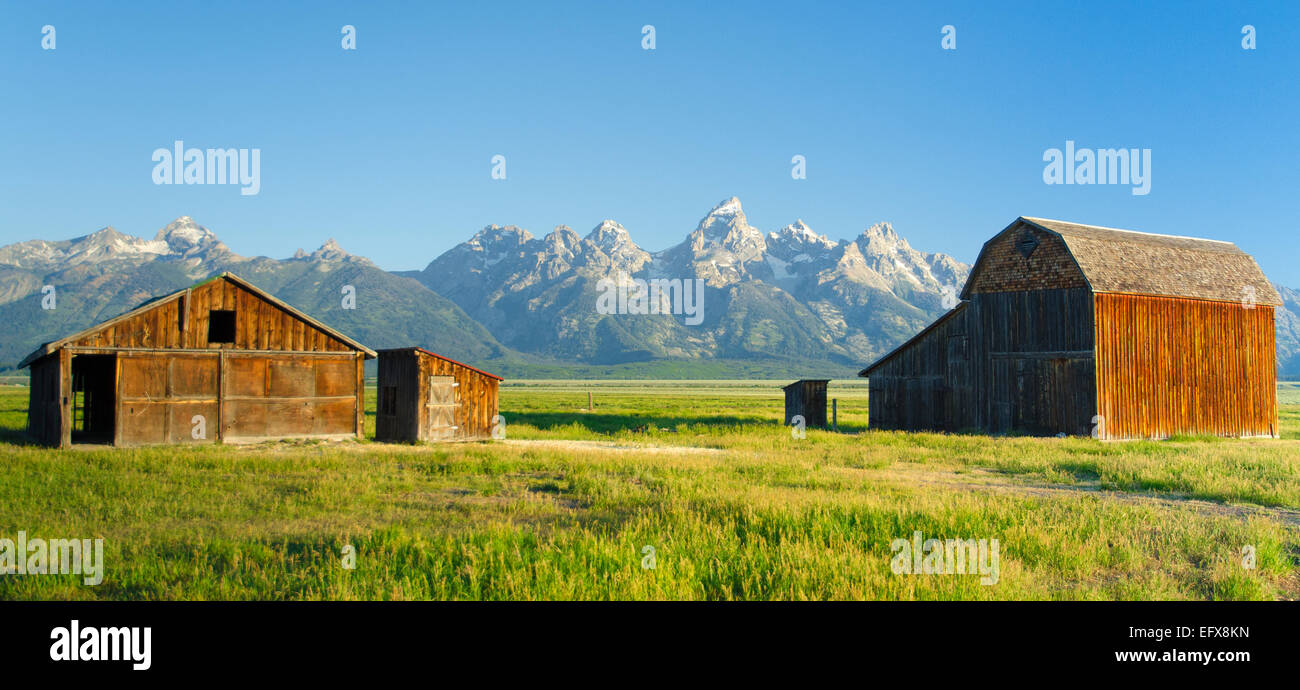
[71,354,116,444]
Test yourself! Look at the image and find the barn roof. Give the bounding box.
[19,271,376,368]
[379,347,504,381]
[962,217,1281,305]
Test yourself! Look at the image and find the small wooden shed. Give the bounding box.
[375,347,503,442]
[783,379,829,429]
[20,272,375,447]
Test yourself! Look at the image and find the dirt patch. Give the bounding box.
[849,462,1300,529]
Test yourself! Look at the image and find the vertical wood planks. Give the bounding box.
[1093,293,1276,439]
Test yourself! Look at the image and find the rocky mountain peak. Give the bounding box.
[691,196,766,260]
[541,226,584,262]
[587,220,650,271]
[470,224,533,247]
[154,216,220,252]
[696,197,749,236]
[770,220,837,250]
[545,225,580,243]
[309,238,351,262]
[857,222,910,256]
[586,220,630,247]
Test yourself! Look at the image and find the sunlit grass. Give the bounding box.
[0,383,1296,600]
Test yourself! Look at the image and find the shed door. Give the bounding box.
[427,376,459,440]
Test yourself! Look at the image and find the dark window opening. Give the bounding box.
[208,310,236,344]
[71,354,116,444]
[1016,230,1040,258]
[379,386,397,416]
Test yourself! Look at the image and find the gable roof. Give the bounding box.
[19,272,376,367]
[962,217,1280,305]
[379,347,504,381]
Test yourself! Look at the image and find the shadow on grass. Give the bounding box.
[503,409,869,435]
[0,424,43,447]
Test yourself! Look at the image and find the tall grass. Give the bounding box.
[0,385,1295,600]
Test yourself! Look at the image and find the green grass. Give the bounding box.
[0,382,1296,600]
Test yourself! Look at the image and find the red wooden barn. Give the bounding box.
[860,217,1279,439]
[20,272,376,447]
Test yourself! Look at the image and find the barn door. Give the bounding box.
[992,357,1040,434]
[426,376,459,440]
[990,358,1014,433]
[991,355,1092,436]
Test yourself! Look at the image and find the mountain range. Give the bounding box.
[0,217,505,370]
[2,198,1297,379]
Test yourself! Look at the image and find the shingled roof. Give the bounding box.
[962,217,1281,305]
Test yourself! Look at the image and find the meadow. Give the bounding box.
[0,380,1297,600]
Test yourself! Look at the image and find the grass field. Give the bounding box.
[0,380,1297,600]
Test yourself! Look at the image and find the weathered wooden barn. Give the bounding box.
[783,379,829,429]
[20,272,375,447]
[861,217,1279,440]
[374,347,502,442]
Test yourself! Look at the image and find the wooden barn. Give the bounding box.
[860,217,1279,440]
[783,379,829,429]
[20,272,375,447]
[374,347,502,442]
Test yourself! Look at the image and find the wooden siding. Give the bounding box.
[88,350,363,447]
[26,355,61,446]
[116,351,220,446]
[868,304,974,432]
[1094,294,1277,439]
[974,288,1097,436]
[218,352,361,442]
[375,349,500,442]
[868,288,1096,435]
[66,276,354,353]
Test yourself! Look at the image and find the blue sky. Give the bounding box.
[2,1,1298,285]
